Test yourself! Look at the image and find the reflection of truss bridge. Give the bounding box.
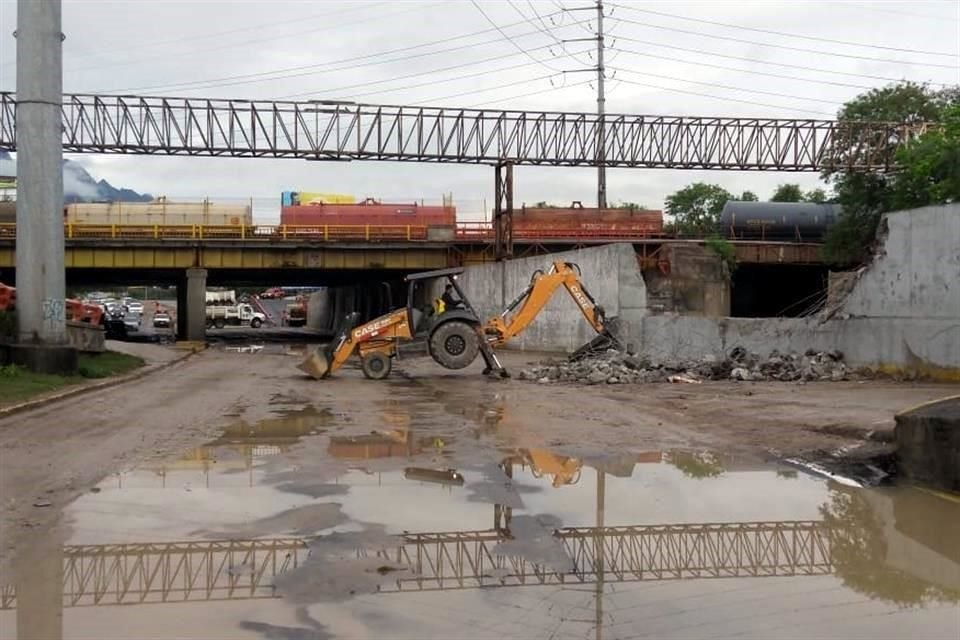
[0,93,913,170]
[386,521,831,592]
[0,521,831,608]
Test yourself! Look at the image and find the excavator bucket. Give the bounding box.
[298,345,332,379]
[569,317,623,361]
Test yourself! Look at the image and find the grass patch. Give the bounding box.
[77,351,145,379]
[0,350,145,406]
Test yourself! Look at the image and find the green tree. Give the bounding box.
[739,190,759,202]
[819,487,960,606]
[770,183,805,202]
[804,188,829,203]
[664,182,732,235]
[822,82,959,265]
[890,104,960,209]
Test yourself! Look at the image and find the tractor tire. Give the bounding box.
[430,320,480,370]
[250,318,262,328]
[361,352,392,380]
[214,318,226,329]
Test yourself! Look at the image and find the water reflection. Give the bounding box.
[2,430,959,639]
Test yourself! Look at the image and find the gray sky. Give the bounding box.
[1,0,958,221]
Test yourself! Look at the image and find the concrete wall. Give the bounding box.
[65,321,105,353]
[448,244,646,352]
[635,205,960,377]
[452,205,957,377]
[644,245,730,316]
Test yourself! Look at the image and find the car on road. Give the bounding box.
[261,287,285,299]
[153,311,172,329]
[126,300,144,314]
[123,312,141,332]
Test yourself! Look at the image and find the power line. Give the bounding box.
[612,15,960,69]
[834,1,960,23]
[409,72,565,106]
[105,18,590,95]
[615,78,836,117]
[0,1,392,68]
[65,2,444,76]
[506,0,594,67]
[470,0,562,71]
[317,47,590,103]
[611,67,842,105]
[612,34,949,86]
[610,45,873,90]
[469,79,593,108]
[608,2,958,57]
[277,44,585,100]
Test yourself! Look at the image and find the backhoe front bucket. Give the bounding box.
[298,345,332,379]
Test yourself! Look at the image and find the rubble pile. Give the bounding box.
[518,347,852,385]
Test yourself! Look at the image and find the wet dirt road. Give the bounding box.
[0,348,958,639]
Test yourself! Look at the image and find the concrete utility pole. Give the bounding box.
[14,0,74,371]
[595,0,606,209]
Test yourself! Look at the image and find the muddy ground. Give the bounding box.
[0,343,953,580]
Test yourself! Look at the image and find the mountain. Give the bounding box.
[0,150,152,203]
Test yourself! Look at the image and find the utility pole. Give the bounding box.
[14,0,75,373]
[563,1,607,208]
[595,0,606,209]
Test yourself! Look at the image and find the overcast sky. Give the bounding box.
[0,0,958,220]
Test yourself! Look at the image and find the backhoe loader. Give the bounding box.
[298,261,620,380]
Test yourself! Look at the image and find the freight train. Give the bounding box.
[1,195,676,241]
[720,201,840,242]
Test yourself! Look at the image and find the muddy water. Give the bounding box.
[1,400,958,640]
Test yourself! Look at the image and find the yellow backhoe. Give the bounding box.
[298,261,619,380]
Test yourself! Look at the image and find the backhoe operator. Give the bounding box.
[437,284,463,313]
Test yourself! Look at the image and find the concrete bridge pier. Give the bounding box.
[176,268,207,342]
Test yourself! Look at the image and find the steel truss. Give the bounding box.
[0,520,830,608]
[0,93,911,170]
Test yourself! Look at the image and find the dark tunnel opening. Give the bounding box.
[731,264,829,318]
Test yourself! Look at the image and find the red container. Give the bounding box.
[515,205,663,238]
[281,200,456,228]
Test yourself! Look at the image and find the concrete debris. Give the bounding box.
[518,347,853,385]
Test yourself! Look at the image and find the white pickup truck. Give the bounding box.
[206,302,266,329]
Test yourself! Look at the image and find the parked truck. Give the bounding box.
[284,300,307,327]
[205,291,265,329]
[206,302,266,329]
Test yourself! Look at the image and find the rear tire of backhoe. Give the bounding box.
[361,352,392,380]
[430,320,480,370]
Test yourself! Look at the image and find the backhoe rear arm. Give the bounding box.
[485,261,608,346]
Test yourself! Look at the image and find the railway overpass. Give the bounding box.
[0,222,825,339]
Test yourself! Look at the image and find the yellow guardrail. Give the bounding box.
[0,223,429,241]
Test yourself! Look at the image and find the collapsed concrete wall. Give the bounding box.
[637,205,959,377]
[459,204,958,378]
[448,243,646,352]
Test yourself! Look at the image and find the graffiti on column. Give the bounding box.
[41,298,65,332]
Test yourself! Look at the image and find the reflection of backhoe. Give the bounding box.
[298,261,619,380]
[505,448,583,488]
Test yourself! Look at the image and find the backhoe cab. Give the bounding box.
[298,267,506,380]
[298,260,619,381]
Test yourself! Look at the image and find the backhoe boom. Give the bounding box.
[484,261,616,347]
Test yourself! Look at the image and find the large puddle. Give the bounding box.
[1,400,958,639]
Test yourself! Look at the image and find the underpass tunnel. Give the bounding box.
[731,264,829,318]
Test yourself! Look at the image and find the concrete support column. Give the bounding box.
[15,0,66,345]
[16,538,64,640]
[183,268,207,342]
